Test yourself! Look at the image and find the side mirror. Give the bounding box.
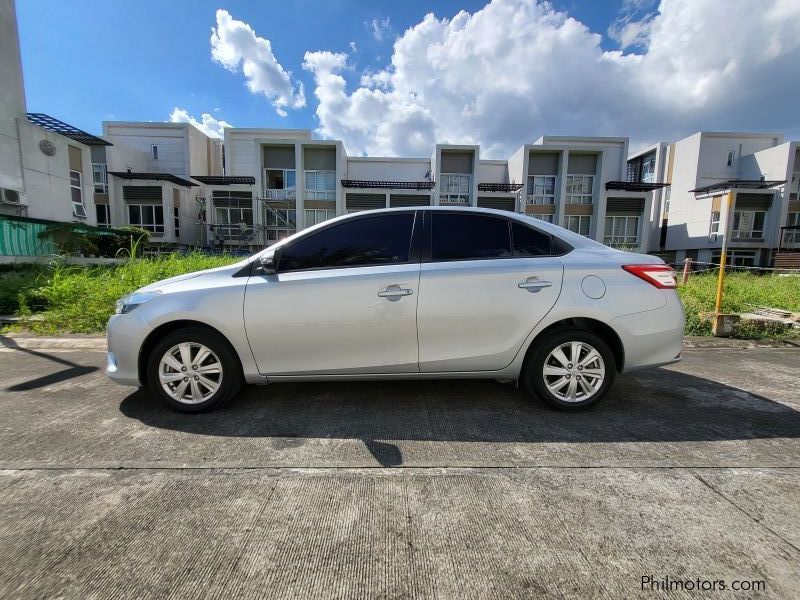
[257,252,278,275]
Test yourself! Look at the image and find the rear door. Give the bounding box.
[417,212,564,372]
[244,211,421,375]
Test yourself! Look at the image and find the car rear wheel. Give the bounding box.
[522,329,615,411]
[146,327,242,412]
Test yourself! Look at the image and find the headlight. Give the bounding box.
[115,290,161,314]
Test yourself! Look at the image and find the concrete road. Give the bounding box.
[0,339,799,599]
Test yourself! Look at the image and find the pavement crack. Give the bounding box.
[692,470,800,555]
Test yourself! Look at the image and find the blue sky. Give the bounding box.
[15,0,800,158]
[16,1,627,132]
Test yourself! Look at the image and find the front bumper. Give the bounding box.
[611,291,685,372]
[105,311,152,386]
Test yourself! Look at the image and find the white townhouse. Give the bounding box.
[628,132,800,267]
[210,129,657,254]
[101,121,224,249]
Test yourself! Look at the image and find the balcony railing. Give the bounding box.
[207,223,256,242]
[263,188,296,201]
[731,229,764,241]
[304,190,336,201]
[526,194,555,205]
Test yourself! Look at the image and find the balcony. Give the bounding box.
[439,173,471,204]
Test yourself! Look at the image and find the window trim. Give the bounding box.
[96,204,111,228]
[275,210,421,274]
[151,144,159,160]
[565,174,594,205]
[70,169,87,218]
[127,203,165,235]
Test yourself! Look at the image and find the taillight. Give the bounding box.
[622,264,677,289]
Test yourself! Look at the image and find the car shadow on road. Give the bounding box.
[119,368,800,460]
[1,335,99,391]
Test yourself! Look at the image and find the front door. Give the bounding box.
[417,212,564,372]
[244,211,420,375]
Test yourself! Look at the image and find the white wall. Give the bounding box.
[346,157,431,181]
[17,121,96,225]
[103,123,187,175]
[0,0,26,193]
[477,161,509,183]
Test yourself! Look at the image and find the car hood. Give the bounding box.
[134,260,249,294]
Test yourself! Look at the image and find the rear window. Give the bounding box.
[512,222,552,256]
[431,213,512,261]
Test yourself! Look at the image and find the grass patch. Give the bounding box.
[678,272,800,338]
[2,253,239,334]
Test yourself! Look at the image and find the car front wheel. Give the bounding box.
[522,329,615,411]
[146,327,242,412]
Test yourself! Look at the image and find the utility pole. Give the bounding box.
[712,191,734,335]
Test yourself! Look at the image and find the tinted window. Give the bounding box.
[279,213,415,271]
[431,213,511,261]
[512,222,552,256]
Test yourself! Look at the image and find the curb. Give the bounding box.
[0,335,107,351]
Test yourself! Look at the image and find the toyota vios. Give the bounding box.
[107,207,684,412]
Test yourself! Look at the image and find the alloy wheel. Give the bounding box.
[542,341,605,403]
[158,342,223,404]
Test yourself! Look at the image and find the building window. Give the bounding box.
[305,208,337,226]
[785,212,799,245]
[173,206,180,238]
[264,207,296,243]
[526,176,556,205]
[564,215,591,236]
[264,168,297,200]
[642,156,656,183]
[663,187,671,214]
[96,204,111,228]
[604,215,640,248]
[712,250,756,267]
[726,150,735,167]
[531,214,554,224]
[70,170,87,218]
[709,211,721,241]
[128,204,164,234]
[732,210,765,240]
[439,173,471,204]
[304,170,336,200]
[790,171,799,200]
[565,175,594,204]
[92,163,108,193]
[151,145,159,160]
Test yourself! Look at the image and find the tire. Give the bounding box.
[146,326,243,412]
[522,329,616,411]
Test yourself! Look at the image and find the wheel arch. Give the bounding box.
[138,319,243,386]
[524,317,625,373]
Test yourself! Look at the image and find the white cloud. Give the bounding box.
[169,107,232,138]
[349,41,358,53]
[368,17,391,41]
[303,0,800,158]
[608,0,657,50]
[210,9,305,116]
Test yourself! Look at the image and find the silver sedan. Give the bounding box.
[106,207,684,412]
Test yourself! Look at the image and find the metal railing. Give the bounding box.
[263,188,296,201]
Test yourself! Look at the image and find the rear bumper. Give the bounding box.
[105,311,151,386]
[611,291,685,372]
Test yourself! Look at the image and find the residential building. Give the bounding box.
[102,121,225,249]
[0,0,114,257]
[629,132,799,266]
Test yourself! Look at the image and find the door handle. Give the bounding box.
[378,284,413,299]
[518,277,552,292]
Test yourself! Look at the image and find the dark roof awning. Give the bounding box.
[341,179,434,190]
[192,176,256,185]
[27,113,112,146]
[477,183,524,192]
[108,172,198,187]
[606,181,670,192]
[689,179,786,193]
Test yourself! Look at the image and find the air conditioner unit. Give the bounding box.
[1,188,22,204]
